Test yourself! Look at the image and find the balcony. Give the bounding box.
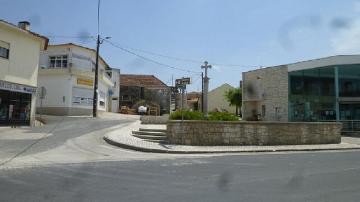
[38,66,70,75]
[101,72,114,87]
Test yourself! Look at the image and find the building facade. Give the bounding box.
[119,74,170,115]
[186,91,202,111]
[109,68,120,113]
[0,20,48,126]
[208,83,237,114]
[242,55,360,125]
[37,43,114,115]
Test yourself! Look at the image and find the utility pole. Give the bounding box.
[92,0,110,117]
[92,35,100,117]
[201,61,212,117]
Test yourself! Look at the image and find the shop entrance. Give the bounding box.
[0,89,32,126]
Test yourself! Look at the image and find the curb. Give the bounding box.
[103,136,360,154]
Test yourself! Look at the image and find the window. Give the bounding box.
[72,96,93,105]
[49,55,68,68]
[0,40,10,59]
[288,66,336,122]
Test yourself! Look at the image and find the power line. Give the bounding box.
[45,35,261,68]
[104,39,202,74]
[108,41,260,68]
[46,35,94,39]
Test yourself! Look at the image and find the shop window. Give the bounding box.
[0,40,10,59]
[49,55,68,68]
[0,90,31,125]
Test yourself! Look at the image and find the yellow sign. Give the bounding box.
[77,78,93,86]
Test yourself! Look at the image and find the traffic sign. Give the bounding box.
[175,77,191,85]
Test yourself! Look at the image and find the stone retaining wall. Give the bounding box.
[167,121,342,146]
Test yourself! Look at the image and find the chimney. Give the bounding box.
[18,21,30,31]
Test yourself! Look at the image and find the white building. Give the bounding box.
[108,68,120,113]
[37,43,115,115]
[0,20,48,126]
[208,83,237,114]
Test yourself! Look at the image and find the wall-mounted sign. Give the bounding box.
[0,80,37,94]
[77,78,93,86]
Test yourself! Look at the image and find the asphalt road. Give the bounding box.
[1,114,360,202]
[1,151,360,202]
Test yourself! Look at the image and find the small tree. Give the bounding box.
[224,87,242,116]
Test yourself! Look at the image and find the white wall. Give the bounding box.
[39,45,114,113]
[0,22,45,126]
[110,68,120,112]
[287,55,360,72]
[39,47,70,69]
[98,80,108,111]
[0,23,42,87]
[37,75,72,108]
[208,84,237,114]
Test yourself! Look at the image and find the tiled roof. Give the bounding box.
[120,74,168,89]
[187,91,202,100]
[0,19,49,50]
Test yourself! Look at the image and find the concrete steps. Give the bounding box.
[132,131,166,136]
[131,129,168,144]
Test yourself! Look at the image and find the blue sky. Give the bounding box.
[2,0,360,91]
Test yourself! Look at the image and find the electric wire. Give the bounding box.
[104,39,202,74]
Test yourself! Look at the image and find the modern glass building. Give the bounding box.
[242,55,360,132]
[289,64,360,122]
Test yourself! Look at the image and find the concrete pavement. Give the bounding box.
[0,113,189,169]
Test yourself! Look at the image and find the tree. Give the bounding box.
[224,87,242,116]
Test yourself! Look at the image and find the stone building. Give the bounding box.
[119,74,170,114]
[186,91,202,111]
[242,55,360,129]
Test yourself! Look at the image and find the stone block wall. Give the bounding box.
[167,121,342,146]
[242,65,289,121]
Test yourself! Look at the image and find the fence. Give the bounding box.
[340,120,360,135]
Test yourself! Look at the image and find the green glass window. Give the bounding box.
[289,66,336,122]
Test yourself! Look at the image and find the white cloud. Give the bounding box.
[330,1,360,54]
[331,17,360,54]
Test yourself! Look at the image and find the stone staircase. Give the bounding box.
[132,128,168,144]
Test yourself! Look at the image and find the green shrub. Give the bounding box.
[169,111,239,121]
[208,112,239,121]
[169,110,204,120]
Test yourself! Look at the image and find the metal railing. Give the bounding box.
[340,120,360,135]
